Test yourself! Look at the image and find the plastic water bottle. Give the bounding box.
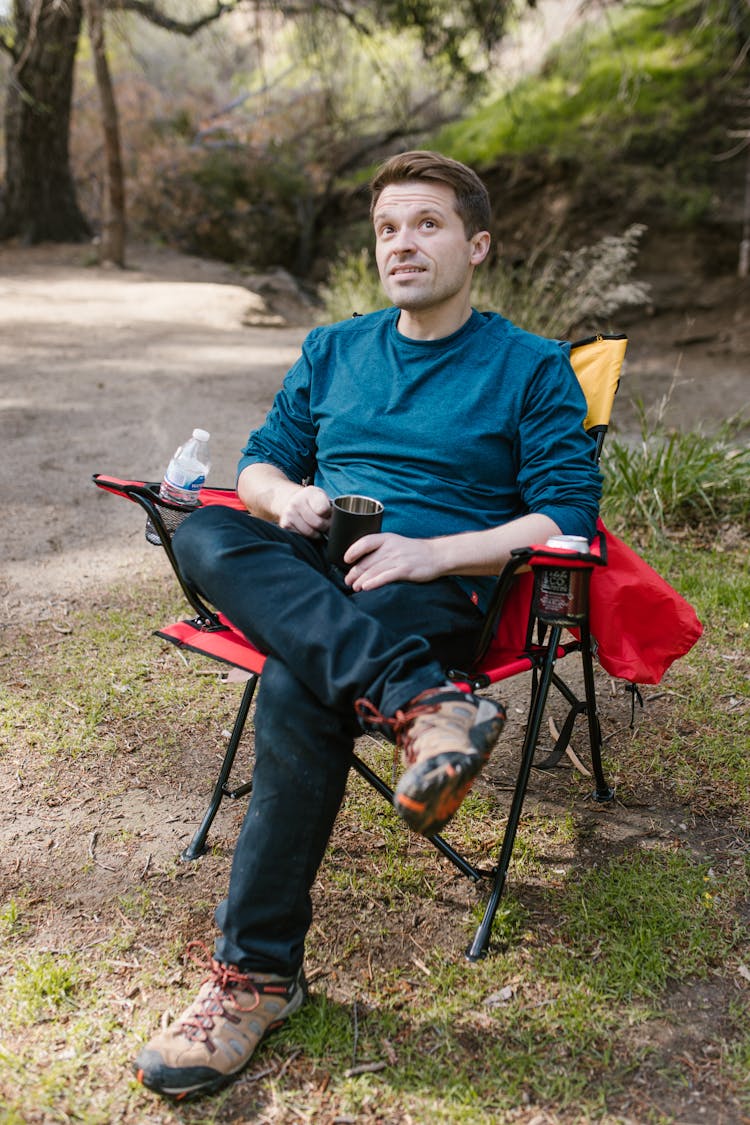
[145,428,211,544]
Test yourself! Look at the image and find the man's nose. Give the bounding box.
[391,226,417,253]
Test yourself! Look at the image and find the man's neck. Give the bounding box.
[396,298,474,341]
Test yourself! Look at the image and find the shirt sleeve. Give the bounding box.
[514,350,602,540]
[237,344,319,485]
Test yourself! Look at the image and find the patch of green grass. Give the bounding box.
[0,897,29,940]
[3,525,748,1120]
[726,999,750,1113]
[294,958,628,1119]
[607,539,750,813]
[279,989,356,1061]
[644,541,750,626]
[0,582,239,770]
[554,848,747,1000]
[0,1013,138,1123]
[601,418,750,541]
[290,844,748,1120]
[469,891,528,947]
[4,952,84,1024]
[116,888,155,921]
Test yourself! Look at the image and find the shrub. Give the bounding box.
[474,223,650,337]
[128,146,310,267]
[601,414,750,541]
[318,248,388,322]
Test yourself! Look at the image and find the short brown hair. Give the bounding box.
[369,150,491,238]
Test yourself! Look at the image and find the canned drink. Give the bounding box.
[533,536,592,623]
[544,535,591,554]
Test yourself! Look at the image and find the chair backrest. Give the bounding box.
[568,334,628,460]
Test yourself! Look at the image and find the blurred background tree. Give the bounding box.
[1,0,747,288]
[0,0,517,254]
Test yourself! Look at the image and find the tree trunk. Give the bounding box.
[0,0,91,243]
[86,0,127,266]
[739,145,750,279]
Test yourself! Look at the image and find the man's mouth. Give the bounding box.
[390,265,425,277]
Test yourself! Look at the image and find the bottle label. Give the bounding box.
[166,470,205,491]
[161,471,206,506]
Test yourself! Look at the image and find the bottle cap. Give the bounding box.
[192,428,210,442]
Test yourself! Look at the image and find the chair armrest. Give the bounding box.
[92,472,221,627]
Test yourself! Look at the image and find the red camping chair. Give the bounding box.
[92,334,702,960]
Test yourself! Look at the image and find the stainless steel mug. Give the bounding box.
[326,494,384,568]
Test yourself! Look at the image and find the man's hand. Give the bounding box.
[344,533,440,590]
[343,510,564,591]
[278,485,332,538]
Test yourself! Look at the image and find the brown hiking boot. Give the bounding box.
[357,686,506,836]
[134,942,307,1100]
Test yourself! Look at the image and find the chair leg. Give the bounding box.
[579,621,615,803]
[181,674,259,861]
[466,626,563,961]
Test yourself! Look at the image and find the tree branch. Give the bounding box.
[106,0,239,35]
[274,0,373,37]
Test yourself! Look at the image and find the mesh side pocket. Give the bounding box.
[145,492,198,545]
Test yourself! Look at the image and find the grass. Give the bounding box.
[601,416,750,541]
[2,375,749,1122]
[1,519,749,1121]
[0,584,238,768]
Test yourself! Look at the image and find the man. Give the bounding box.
[134,150,601,1100]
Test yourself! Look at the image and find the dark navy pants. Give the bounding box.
[172,504,484,975]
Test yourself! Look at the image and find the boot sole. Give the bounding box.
[394,700,505,836]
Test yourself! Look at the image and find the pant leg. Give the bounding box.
[214,657,357,975]
[213,574,485,976]
[173,503,448,714]
[177,504,485,973]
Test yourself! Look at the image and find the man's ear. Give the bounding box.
[470,231,491,266]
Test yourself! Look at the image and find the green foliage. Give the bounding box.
[107,0,511,266]
[130,146,309,266]
[602,538,749,816]
[296,0,513,94]
[474,222,650,336]
[72,0,746,269]
[4,953,82,1023]
[556,850,745,999]
[646,541,749,630]
[319,249,388,322]
[601,414,750,541]
[435,0,745,218]
[0,899,27,939]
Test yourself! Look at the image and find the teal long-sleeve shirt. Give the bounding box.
[239,307,602,611]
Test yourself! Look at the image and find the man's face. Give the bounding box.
[373,180,488,314]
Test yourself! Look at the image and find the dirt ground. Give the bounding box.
[0,241,748,1123]
[0,241,317,620]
